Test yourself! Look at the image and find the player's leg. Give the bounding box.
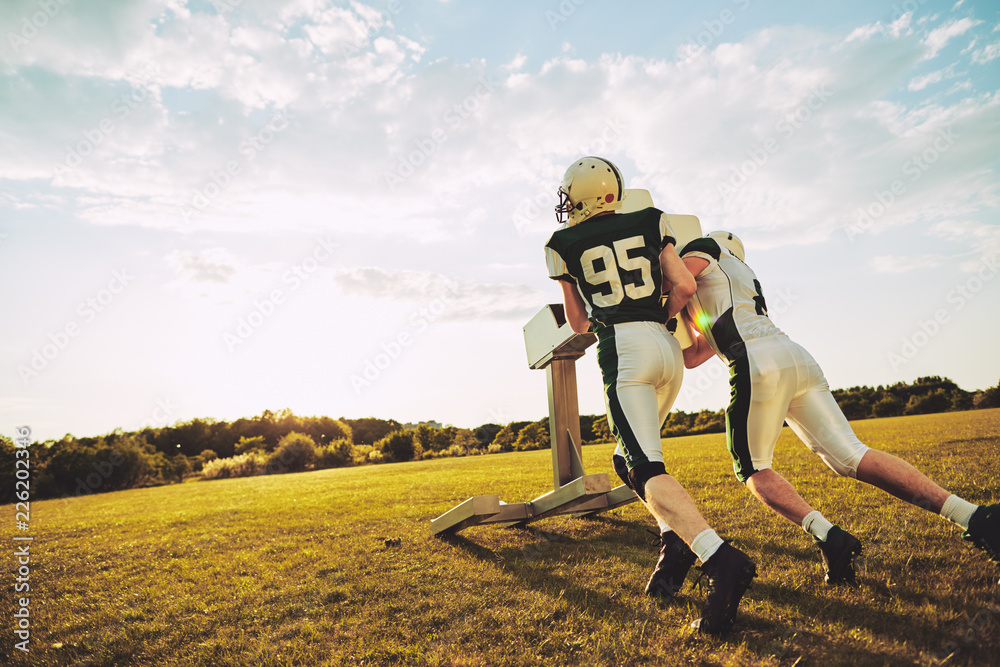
[745,469,814,525]
[636,469,756,635]
[728,341,822,528]
[781,348,870,582]
[604,324,717,549]
[604,324,755,630]
[738,340,860,583]
[855,449,948,512]
[612,450,696,598]
[785,334,996,561]
[855,449,999,564]
[644,331,701,597]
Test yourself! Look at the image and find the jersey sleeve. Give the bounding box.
[680,237,722,262]
[657,212,677,250]
[679,237,722,277]
[544,244,575,283]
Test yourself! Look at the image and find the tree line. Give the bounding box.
[3,376,998,502]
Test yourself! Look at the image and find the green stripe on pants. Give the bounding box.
[726,354,756,482]
[597,326,649,470]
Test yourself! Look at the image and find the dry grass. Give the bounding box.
[3,409,998,666]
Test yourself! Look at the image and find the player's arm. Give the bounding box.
[682,327,716,368]
[559,280,591,334]
[679,255,713,367]
[683,255,710,278]
[660,243,697,319]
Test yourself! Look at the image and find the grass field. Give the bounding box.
[4,409,1000,666]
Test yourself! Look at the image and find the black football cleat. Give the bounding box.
[646,531,698,600]
[962,504,1000,564]
[817,525,862,585]
[692,542,757,635]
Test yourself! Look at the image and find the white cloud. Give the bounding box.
[330,267,543,322]
[844,12,912,43]
[0,3,996,260]
[930,220,1000,260]
[907,65,955,90]
[167,248,239,284]
[971,41,1000,63]
[871,254,948,273]
[922,18,981,60]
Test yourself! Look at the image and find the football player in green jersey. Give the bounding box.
[677,231,999,583]
[545,157,756,634]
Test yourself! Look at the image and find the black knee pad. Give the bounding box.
[612,454,631,489]
[628,461,668,502]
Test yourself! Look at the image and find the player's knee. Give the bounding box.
[628,461,669,501]
[734,461,765,485]
[822,445,869,479]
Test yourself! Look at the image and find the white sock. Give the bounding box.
[690,529,724,564]
[802,510,834,542]
[940,494,978,530]
[657,517,671,533]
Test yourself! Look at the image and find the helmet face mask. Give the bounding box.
[554,156,625,225]
[706,230,746,262]
[555,187,581,225]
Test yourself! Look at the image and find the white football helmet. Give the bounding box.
[555,156,625,225]
[707,230,745,262]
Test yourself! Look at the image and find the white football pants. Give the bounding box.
[600,321,683,469]
[726,335,869,482]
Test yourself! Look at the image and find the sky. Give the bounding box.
[1,0,998,443]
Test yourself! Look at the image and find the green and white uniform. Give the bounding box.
[545,207,682,472]
[680,237,869,483]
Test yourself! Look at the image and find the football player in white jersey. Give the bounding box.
[675,230,999,583]
[545,158,756,634]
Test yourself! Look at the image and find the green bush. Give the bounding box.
[491,421,530,452]
[235,436,266,455]
[905,390,951,416]
[201,452,268,479]
[316,438,354,469]
[268,432,318,473]
[873,394,905,418]
[513,420,549,451]
[376,430,419,462]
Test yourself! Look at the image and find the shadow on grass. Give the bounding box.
[437,527,687,629]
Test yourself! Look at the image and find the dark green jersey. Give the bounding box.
[544,207,676,329]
